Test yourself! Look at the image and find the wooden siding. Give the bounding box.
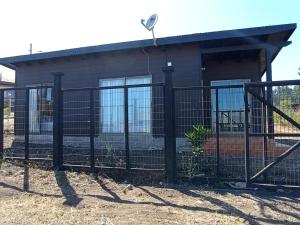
[14,43,261,136]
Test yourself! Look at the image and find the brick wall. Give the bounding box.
[204,136,290,157]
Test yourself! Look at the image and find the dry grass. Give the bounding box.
[0,162,300,225]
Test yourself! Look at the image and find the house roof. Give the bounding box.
[0,80,14,87]
[0,23,296,69]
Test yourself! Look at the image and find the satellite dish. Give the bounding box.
[142,14,158,31]
[141,14,158,46]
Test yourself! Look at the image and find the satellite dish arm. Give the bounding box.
[152,29,157,46]
[141,18,151,31]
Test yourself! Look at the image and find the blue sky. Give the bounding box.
[0,0,299,81]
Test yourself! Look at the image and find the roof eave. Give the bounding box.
[0,23,297,67]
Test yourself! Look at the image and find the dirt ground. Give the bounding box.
[0,162,299,225]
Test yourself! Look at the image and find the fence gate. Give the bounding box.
[244,80,300,186]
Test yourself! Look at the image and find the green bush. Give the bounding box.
[185,125,211,155]
[4,107,9,115]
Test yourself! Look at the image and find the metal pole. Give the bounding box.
[265,48,274,134]
[90,89,95,172]
[163,65,176,183]
[124,87,130,170]
[215,88,220,178]
[0,91,4,163]
[244,84,250,187]
[52,72,64,169]
[262,87,268,182]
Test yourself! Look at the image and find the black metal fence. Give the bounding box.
[174,85,246,180]
[1,68,300,186]
[60,83,165,170]
[245,80,300,186]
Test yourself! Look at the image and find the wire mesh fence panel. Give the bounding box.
[63,90,91,166]
[94,87,126,168]
[174,85,246,180]
[128,85,165,170]
[3,89,25,159]
[216,86,245,180]
[3,78,300,186]
[174,87,217,178]
[247,83,300,185]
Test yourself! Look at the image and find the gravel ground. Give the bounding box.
[0,162,300,225]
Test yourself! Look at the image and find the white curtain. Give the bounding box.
[126,76,151,132]
[29,89,40,133]
[100,78,125,133]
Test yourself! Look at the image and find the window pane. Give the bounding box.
[127,76,151,132]
[99,76,152,133]
[29,89,40,133]
[29,87,53,133]
[100,78,125,133]
[40,88,53,132]
[211,79,249,132]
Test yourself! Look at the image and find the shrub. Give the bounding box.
[4,107,9,116]
[185,125,211,155]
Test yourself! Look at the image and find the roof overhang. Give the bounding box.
[0,80,15,86]
[0,23,296,70]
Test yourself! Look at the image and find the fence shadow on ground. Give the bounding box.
[89,177,300,225]
[0,181,62,198]
[1,164,299,225]
[178,188,300,225]
[239,191,300,222]
[54,170,82,206]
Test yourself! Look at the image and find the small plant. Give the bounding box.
[104,143,125,167]
[105,143,115,165]
[185,125,211,155]
[4,106,9,116]
[182,125,211,178]
[182,154,197,178]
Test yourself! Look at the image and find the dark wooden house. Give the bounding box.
[0,23,296,139]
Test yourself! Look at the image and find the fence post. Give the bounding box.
[124,87,130,170]
[243,84,250,187]
[24,88,30,191]
[89,89,95,172]
[0,90,4,163]
[215,88,220,178]
[265,48,274,134]
[163,64,176,183]
[262,87,268,182]
[52,72,64,169]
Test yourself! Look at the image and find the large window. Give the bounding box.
[100,76,151,133]
[211,79,249,132]
[29,87,53,133]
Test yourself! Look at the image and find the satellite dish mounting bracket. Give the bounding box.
[141,14,158,46]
